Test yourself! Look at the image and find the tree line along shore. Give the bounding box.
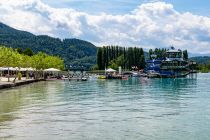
[0,45,64,83]
[96,46,189,70]
[96,46,145,71]
[95,46,209,73]
[0,44,209,86]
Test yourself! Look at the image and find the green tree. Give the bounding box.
[0,46,22,81]
[16,48,23,54]
[97,48,103,70]
[0,46,64,81]
[149,49,153,59]
[183,50,188,60]
[23,48,34,56]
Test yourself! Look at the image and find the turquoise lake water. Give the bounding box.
[0,73,210,140]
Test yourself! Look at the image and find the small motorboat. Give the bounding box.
[98,75,106,79]
[81,77,88,81]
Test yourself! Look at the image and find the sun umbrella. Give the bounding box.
[0,67,17,71]
[106,68,116,72]
[19,68,27,71]
[44,68,60,72]
[26,67,36,71]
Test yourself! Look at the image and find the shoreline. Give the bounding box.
[0,79,44,90]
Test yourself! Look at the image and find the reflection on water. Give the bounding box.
[0,74,210,140]
[0,82,64,122]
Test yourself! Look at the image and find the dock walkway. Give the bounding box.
[0,77,44,90]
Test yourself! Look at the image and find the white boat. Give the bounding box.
[81,77,88,81]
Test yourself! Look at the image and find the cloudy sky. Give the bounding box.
[0,0,210,54]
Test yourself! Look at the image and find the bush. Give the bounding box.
[18,72,22,80]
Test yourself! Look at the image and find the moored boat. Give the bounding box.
[98,75,106,79]
[147,70,160,78]
[145,47,195,78]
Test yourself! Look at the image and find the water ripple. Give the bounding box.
[0,74,210,140]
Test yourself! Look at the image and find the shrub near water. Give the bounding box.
[18,72,22,80]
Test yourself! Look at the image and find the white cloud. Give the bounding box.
[0,0,210,54]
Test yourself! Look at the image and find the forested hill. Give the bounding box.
[0,22,97,69]
[190,56,210,64]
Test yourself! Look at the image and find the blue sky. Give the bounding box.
[1,0,210,54]
[43,0,210,16]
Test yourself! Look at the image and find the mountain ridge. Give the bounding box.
[1,22,209,69]
[190,56,210,64]
[0,22,97,69]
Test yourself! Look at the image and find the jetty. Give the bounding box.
[0,78,44,90]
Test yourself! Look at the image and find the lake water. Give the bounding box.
[0,73,210,140]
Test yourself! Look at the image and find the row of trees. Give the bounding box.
[97,46,145,70]
[0,46,64,70]
[0,46,64,81]
[148,48,188,60]
[196,64,210,73]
